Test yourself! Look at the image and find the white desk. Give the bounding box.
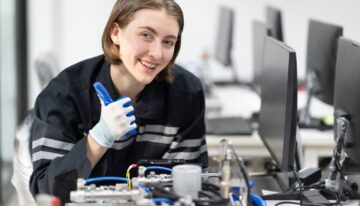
[205,85,335,168]
[206,129,334,168]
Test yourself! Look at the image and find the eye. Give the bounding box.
[140,32,153,41]
[162,39,176,48]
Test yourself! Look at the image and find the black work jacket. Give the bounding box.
[30,55,208,203]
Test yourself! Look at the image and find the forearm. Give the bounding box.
[86,134,107,168]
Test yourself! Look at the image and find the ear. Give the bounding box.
[110,23,121,46]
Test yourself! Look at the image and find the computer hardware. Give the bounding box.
[265,6,284,42]
[206,117,252,136]
[299,19,343,129]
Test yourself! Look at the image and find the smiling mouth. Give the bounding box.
[140,59,158,70]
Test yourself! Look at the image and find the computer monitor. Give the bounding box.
[265,6,283,42]
[215,6,234,67]
[258,37,298,172]
[252,20,272,94]
[213,6,239,84]
[333,37,360,167]
[299,20,343,128]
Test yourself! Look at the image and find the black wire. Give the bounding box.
[202,182,222,197]
[292,168,303,206]
[274,201,341,206]
[145,183,180,200]
[293,181,325,191]
[144,181,228,206]
[202,181,220,190]
[199,191,213,198]
[193,197,229,206]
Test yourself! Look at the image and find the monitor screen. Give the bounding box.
[252,20,272,94]
[265,6,283,42]
[259,37,298,172]
[333,37,360,166]
[306,19,343,105]
[214,7,234,67]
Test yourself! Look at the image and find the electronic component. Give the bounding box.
[66,140,254,206]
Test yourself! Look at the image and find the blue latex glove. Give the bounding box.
[89,82,137,148]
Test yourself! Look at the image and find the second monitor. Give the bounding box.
[258,36,298,173]
[251,36,299,197]
[299,19,343,129]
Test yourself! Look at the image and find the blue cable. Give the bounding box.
[145,166,172,173]
[85,176,129,185]
[250,194,267,206]
[152,197,174,205]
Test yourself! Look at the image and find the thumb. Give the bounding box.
[93,82,113,106]
[98,96,105,107]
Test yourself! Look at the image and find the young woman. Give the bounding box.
[30,0,208,203]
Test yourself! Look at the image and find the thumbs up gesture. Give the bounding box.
[89,82,137,148]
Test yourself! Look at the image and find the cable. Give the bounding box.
[293,181,325,191]
[145,182,228,206]
[274,201,341,206]
[152,197,174,205]
[85,176,128,185]
[292,168,303,206]
[145,182,180,200]
[199,191,214,198]
[126,164,137,189]
[250,194,266,206]
[202,182,222,197]
[145,166,172,173]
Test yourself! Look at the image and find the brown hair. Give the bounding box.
[102,0,184,83]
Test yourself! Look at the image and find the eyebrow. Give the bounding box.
[139,26,178,40]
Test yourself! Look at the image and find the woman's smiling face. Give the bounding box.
[111,8,179,85]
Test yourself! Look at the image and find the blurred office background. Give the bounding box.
[1,0,359,205]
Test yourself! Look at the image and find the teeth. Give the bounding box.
[140,60,157,69]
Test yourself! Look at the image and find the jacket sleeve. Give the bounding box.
[29,87,95,203]
[162,89,208,168]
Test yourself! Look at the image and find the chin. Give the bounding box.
[136,76,155,85]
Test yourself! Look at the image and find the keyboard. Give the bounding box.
[205,117,253,135]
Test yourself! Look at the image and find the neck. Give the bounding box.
[110,64,145,102]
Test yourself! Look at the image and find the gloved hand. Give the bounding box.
[89,82,137,148]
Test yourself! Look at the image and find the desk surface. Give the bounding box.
[206,85,333,117]
[206,129,334,168]
[205,85,335,168]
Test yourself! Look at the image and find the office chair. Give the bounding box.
[11,53,59,206]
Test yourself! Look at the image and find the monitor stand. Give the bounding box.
[298,70,333,131]
[211,60,251,88]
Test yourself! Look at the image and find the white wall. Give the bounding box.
[28,0,115,107]
[28,0,360,107]
[1,0,17,160]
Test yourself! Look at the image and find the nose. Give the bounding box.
[148,41,162,60]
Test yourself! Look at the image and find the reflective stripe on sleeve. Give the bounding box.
[138,125,179,135]
[32,137,75,151]
[169,138,203,149]
[162,144,207,160]
[32,151,64,162]
[136,133,175,144]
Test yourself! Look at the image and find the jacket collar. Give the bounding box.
[96,61,165,120]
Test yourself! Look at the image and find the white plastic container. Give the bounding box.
[172,164,202,199]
